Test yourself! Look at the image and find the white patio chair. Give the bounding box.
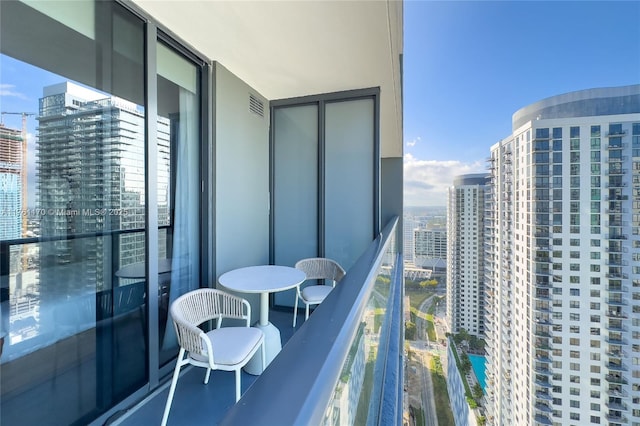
[293,258,346,327]
[161,288,265,426]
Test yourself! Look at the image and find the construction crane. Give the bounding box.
[1,112,36,237]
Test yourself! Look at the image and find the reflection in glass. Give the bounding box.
[322,231,397,425]
[0,1,147,424]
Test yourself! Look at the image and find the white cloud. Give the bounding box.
[404,153,486,207]
[0,83,28,100]
[406,136,421,147]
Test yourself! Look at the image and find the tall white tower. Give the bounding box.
[446,173,487,338]
[485,85,640,426]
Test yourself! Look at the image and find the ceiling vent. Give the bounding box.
[249,94,264,118]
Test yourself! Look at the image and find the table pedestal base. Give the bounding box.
[244,321,282,375]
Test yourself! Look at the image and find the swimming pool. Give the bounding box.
[468,354,486,392]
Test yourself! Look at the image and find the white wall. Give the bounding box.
[214,63,270,322]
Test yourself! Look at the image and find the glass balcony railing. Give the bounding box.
[220,217,403,426]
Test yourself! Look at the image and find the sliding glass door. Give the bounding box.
[0,2,205,424]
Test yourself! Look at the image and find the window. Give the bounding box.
[569,126,579,138]
[0,2,189,425]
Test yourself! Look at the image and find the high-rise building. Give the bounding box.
[36,82,170,294]
[403,214,420,265]
[446,173,487,338]
[485,85,640,426]
[0,124,23,240]
[414,227,446,271]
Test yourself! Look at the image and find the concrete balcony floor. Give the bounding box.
[113,308,299,426]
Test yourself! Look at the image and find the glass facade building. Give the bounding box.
[0,125,22,240]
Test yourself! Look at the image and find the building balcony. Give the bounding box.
[606,322,627,332]
[605,374,628,385]
[606,310,628,319]
[534,366,552,376]
[535,391,553,401]
[607,387,629,398]
[112,218,404,425]
[605,412,628,423]
[534,292,551,301]
[534,402,553,413]
[606,284,628,293]
[606,401,628,411]
[607,362,628,372]
[534,352,552,363]
[533,379,552,390]
[534,414,553,425]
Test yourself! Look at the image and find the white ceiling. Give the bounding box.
[131,0,403,157]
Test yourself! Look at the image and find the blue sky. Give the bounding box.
[403,0,640,206]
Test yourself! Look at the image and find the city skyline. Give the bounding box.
[404,0,640,207]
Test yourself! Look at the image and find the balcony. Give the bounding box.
[605,412,628,423]
[605,401,628,411]
[534,402,553,413]
[607,387,629,398]
[605,374,628,384]
[534,414,553,425]
[607,362,628,372]
[108,218,404,425]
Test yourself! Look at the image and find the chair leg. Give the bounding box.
[161,348,185,426]
[204,368,211,385]
[293,293,299,327]
[235,369,241,402]
[305,303,310,321]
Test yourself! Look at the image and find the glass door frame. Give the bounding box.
[269,88,381,309]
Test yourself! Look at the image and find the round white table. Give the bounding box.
[218,265,306,374]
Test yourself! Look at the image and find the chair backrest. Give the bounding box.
[294,258,346,284]
[170,289,251,359]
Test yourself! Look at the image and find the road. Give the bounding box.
[411,294,439,426]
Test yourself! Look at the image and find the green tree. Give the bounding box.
[405,321,416,340]
[453,328,470,345]
[460,352,472,374]
[473,382,484,400]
